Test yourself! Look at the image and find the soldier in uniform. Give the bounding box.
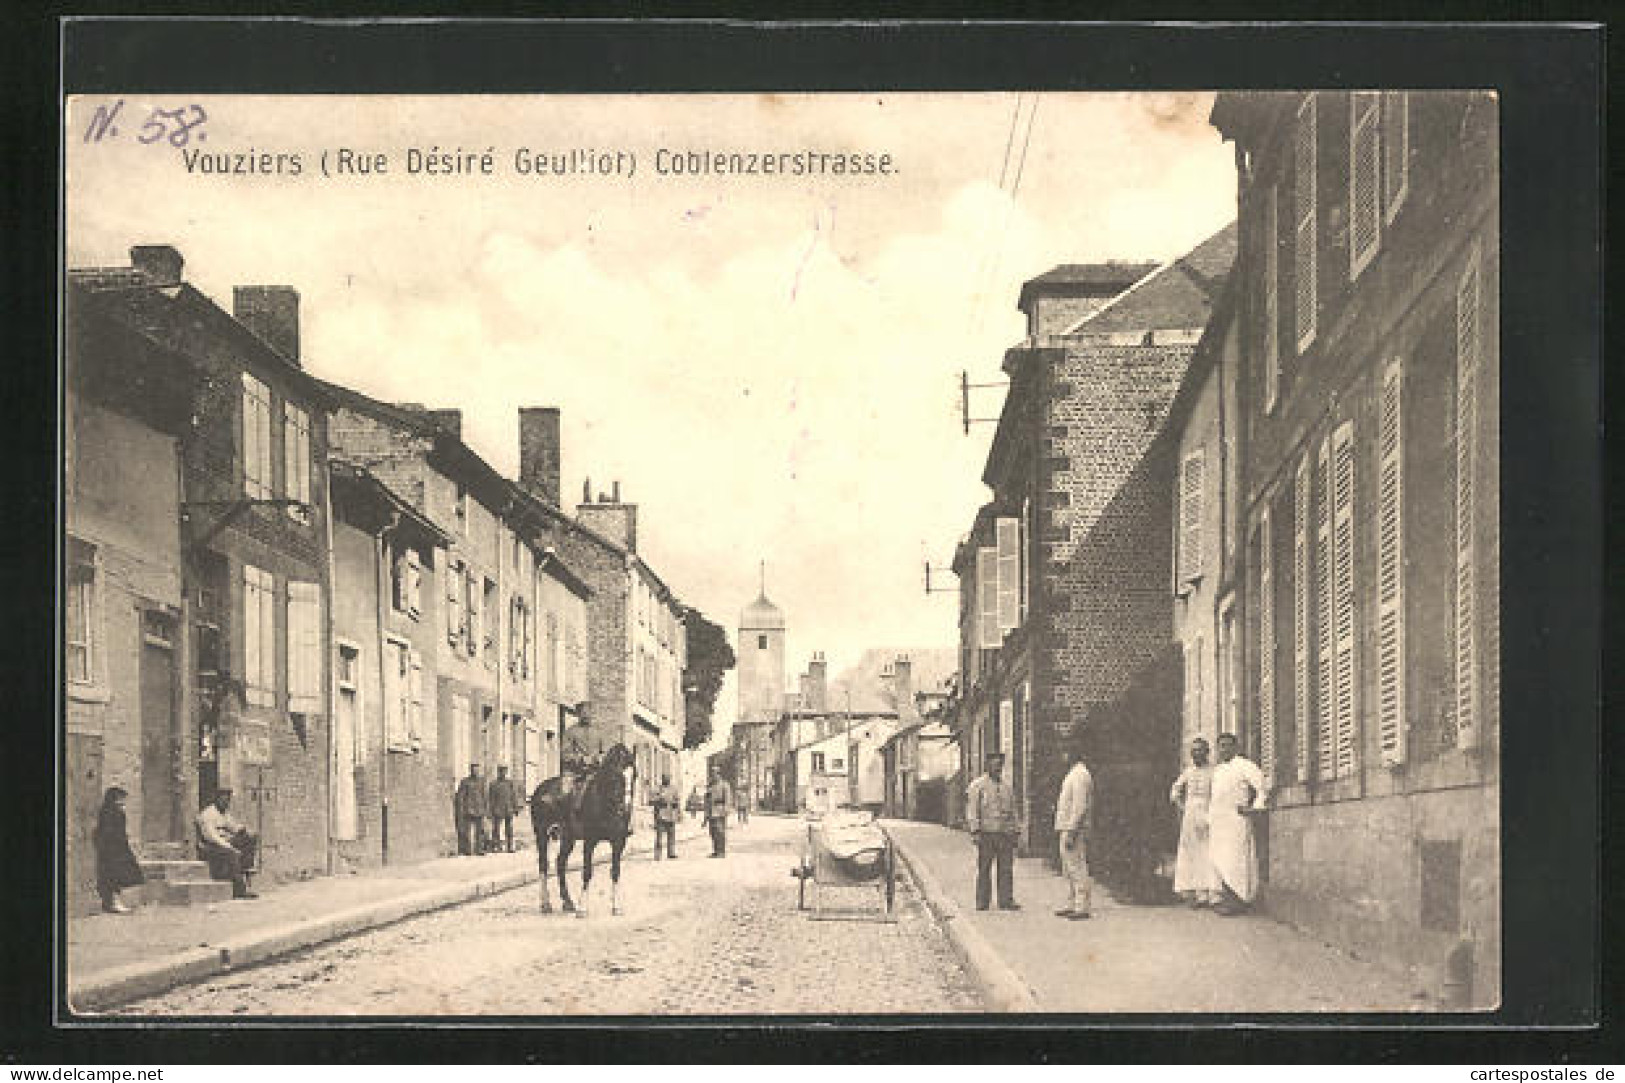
[454,763,490,856]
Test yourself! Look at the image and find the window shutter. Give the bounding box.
[1179,451,1206,584]
[405,550,422,617]
[1349,91,1382,277]
[1332,421,1359,779]
[1258,511,1276,780]
[1315,439,1335,782]
[468,571,482,657]
[1293,457,1313,783]
[1294,93,1318,352]
[409,648,424,742]
[446,559,462,643]
[1262,185,1280,411]
[283,403,297,502]
[1019,498,1031,624]
[1377,360,1407,766]
[243,565,261,697]
[286,581,321,712]
[384,643,406,749]
[1382,92,1410,220]
[1454,249,1481,749]
[995,516,1020,632]
[976,547,1000,649]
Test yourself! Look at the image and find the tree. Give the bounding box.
[681,606,735,750]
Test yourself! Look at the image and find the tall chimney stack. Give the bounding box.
[428,409,462,439]
[808,652,828,713]
[233,285,301,366]
[893,655,915,718]
[130,245,183,286]
[518,407,562,507]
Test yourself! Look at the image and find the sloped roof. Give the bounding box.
[1058,222,1238,336]
[1017,261,1160,310]
[827,647,958,714]
[741,592,785,631]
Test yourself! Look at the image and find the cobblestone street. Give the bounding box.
[114,816,982,1017]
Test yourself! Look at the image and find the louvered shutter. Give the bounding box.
[1454,249,1481,749]
[977,547,1000,649]
[1019,498,1031,623]
[243,565,261,700]
[1332,422,1359,778]
[1349,91,1382,277]
[446,558,462,644]
[1262,185,1280,411]
[995,516,1021,631]
[1382,92,1409,219]
[1315,439,1335,781]
[286,581,321,712]
[1293,458,1313,783]
[1376,360,1407,766]
[1294,93,1319,352]
[409,648,424,742]
[1258,511,1276,780]
[468,570,482,657]
[384,642,406,749]
[1179,451,1206,585]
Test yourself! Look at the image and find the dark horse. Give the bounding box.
[529,743,636,917]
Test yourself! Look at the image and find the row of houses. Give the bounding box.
[941,91,1500,1003]
[65,247,694,913]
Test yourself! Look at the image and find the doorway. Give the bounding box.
[333,642,360,841]
[139,609,179,844]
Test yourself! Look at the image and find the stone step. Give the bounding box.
[152,878,236,907]
[139,858,212,882]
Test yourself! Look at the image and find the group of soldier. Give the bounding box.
[452,763,525,856]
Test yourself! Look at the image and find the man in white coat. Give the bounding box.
[1053,745,1094,920]
[1208,732,1268,916]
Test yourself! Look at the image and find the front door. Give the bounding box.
[139,610,178,843]
[334,685,359,841]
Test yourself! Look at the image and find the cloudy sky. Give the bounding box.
[66,93,1236,740]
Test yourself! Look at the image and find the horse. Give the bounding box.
[528,743,637,917]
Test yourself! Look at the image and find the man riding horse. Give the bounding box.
[530,717,637,917]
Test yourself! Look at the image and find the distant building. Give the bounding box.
[953,228,1235,896]
[731,577,786,809]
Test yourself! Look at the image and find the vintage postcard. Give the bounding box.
[62,85,1501,1019]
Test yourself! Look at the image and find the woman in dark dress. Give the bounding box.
[92,786,144,913]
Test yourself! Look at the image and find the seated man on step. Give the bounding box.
[195,789,259,899]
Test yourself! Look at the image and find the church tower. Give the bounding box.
[737,563,786,726]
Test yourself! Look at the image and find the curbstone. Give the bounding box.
[68,863,540,1014]
[888,830,1039,1013]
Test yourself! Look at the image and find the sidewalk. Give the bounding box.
[884,818,1434,1013]
[68,818,707,1013]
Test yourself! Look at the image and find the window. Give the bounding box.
[1382,91,1410,221]
[384,638,411,751]
[546,611,560,696]
[976,546,1000,649]
[450,694,470,776]
[831,757,845,772]
[66,538,97,685]
[243,564,277,707]
[811,752,826,773]
[1454,247,1482,750]
[1262,185,1280,412]
[1349,91,1383,278]
[1177,450,1206,588]
[454,485,468,533]
[758,635,768,650]
[393,546,422,619]
[1376,359,1407,766]
[241,373,274,499]
[282,402,312,521]
[995,516,1021,632]
[335,642,359,691]
[482,579,498,665]
[466,569,481,658]
[1293,93,1318,353]
[286,580,322,713]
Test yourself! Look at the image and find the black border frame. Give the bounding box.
[4,12,1609,1064]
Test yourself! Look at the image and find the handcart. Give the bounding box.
[791,808,896,922]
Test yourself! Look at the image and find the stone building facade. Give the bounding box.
[1211,90,1501,1005]
[954,229,1235,889]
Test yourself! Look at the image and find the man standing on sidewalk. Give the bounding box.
[1208,733,1268,916]
[1053,745,1094,920]
[705,765,733,858]
[454,763,490,856]
[487,765,522,853]
[965,752,1021,911]
[650,772,680,860]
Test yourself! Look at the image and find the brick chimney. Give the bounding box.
[892,655,915,718]
[130,245,184,286]
[518,407,562,507]
[807,652,828,713]
[428,409,462,439]
[577,481,637,552]
[233,285,300,366]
